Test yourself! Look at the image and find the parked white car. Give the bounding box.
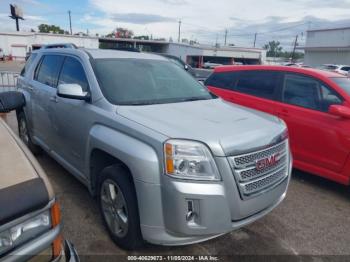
[203,62,223,69]
[320,64,350,76]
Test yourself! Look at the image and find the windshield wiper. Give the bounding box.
[179,96,212,102]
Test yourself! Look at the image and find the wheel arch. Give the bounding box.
[87,125,162,195]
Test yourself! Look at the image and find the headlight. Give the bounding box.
[0,211,51,255]
[164,139,221,181]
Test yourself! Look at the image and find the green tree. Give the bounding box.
[263,41,283,57]
[38,24,65,34]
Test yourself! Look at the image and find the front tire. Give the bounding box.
[17,111,42,155]
[98,164,144,250]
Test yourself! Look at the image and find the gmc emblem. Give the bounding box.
[256,153,280,171]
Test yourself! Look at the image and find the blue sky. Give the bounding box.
[2,0,350,50]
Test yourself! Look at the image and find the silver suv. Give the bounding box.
[17,47,292,250]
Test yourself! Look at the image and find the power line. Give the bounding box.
[228,22,309,37]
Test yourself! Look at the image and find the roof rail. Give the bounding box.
[41,43,78,49]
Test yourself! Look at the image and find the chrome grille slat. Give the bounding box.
[228,140,289,199]
[232,141,286,168]
[240,166,287,195]
[237,154,287,182]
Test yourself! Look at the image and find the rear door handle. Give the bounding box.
[50,96,58,103]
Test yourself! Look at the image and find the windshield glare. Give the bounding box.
[331,77,350,96]
[94,58,214,105]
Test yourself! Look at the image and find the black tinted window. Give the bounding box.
[20,53,37,76]
[35,55,64,87]
[320,84,342,111]
[283,74,321,110]
[204,71,238,89]
[58,57,89,92]
[234,71,278,99]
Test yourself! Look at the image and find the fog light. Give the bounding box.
[186,211,196,221]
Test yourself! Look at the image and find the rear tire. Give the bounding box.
[17,111,42,155]
[98,164,144,250]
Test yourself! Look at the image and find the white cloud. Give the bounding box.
[86,0,350,45]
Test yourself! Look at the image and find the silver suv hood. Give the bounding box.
[117,99,287,157]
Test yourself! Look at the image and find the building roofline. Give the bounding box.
[297,46,350,51]
[99,37,264,52]
[307,26,350,33]
[0,31,265,53]
[0,31,98,40]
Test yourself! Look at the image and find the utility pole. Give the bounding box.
[253,33,257,48]
[68,10,72,35]
[224,29,228,46]
[291,34,299,62]
[178,19,181,43]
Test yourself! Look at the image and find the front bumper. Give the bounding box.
[135,153,291,246]
[141,187,287,246]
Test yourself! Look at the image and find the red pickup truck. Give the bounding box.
[205,65,350,185]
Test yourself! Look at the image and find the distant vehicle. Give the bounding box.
[203,62,223,69]
[17,48,291,250]
[157,53,193,72]
[157,53,212,81]
[0,92,78,261]
[284,63,311,68]
[318,64,350,76]
[206,65,350,185]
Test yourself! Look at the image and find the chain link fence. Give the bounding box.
[0,71,19,92]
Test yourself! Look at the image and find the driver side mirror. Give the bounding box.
[57,84,89,101]
[329,105,350,119]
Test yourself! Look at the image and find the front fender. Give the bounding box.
[87,124,162,184]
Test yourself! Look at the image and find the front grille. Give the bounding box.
[228,140,289,199]
[232,142,286,168]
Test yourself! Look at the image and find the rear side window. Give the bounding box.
[205,71,238,89]
[20,53,37,76]
[234,71,279,99]
[58,57,89,92]
[34,55,64,87]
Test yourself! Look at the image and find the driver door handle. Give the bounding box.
[50,96,58,103]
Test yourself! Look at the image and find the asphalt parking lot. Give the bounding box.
[3,62,350,260]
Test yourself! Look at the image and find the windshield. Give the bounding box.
[331,77,350,96]
[94,58,214,105]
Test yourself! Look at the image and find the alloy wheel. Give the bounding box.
[100,179,129,238]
